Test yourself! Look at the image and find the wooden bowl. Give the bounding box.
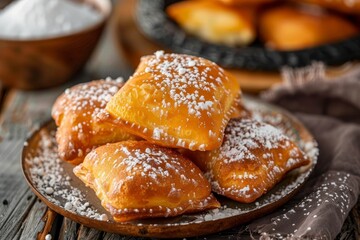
[0,0,111,90]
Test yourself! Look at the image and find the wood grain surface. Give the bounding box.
[0,0,358,239]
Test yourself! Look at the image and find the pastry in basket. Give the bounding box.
[293,0,360,15]
[167,1,256,46]
[51,79,139,165]
[73,141,220,222]
[185,118,310,203]
[105,52,241,151]
[259,5,359,50]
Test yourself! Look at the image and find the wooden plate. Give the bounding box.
[21,97,318,238]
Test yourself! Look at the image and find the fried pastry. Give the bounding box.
[259,5,359,50]
[186,118,310,203]
[51,79,139,165]
[230,97,252,119]
[293,0,360,14]
[167,1,256,46]
[105,52,241,151]
[73,141,220,221]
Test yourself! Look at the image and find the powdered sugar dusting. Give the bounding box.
[220,119,289,163]
[82,141,218,218]
[108,145,184,184]
[251,172,352,239]
[91,142,203,192]
[26,129,105,220]
[52,78,122,122]
[135,52,230,118]
[0,0,103,39]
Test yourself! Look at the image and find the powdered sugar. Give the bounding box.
[219,119,289,164]
[26,128,105,220]
[53,78,122,122]
[136,52,230,118]
[91,142,200,188]
[152,128,163,140]
[0,0,103,39]
[251,172,352,239]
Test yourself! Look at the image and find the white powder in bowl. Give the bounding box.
[0,0,103,39]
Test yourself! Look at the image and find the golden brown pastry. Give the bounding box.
[167,1,256,46]
[51,79,139,165]
[73,141,220,222]
[185,118,310,203]
[230,96,252,119]
[293,0,360,15]
[105,52,241,151]
[259,5,359,50]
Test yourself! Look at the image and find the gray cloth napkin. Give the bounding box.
[245,63,360,239]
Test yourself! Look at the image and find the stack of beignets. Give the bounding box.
[52,52,310,222]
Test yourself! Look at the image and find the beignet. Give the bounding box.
[167,1,256,46]
[186,118,310,203]
[51,79,139,165]
[73,141,220,222]
[259,5,358,50]
[105,52,241,151]
[230,96,252,119]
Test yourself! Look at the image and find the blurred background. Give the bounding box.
[0,0,359,94]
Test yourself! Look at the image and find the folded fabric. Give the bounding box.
[246,63,360,239]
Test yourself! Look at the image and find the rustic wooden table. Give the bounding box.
[0,1,359,239]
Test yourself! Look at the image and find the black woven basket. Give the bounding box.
[136,0,360,71]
